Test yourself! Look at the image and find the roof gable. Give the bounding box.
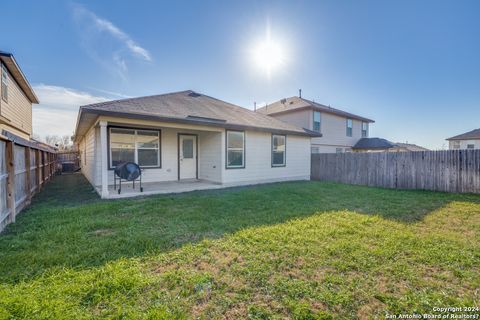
[257,96,374,123]
[75,90,321,139]
[447,128,480,141]
[0,51,39,104]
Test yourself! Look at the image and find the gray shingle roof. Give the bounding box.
[446,128,480,141]
[75,90,321,139]
[257,96,374,123]
[394,143,429,151]
[353,138,396,150]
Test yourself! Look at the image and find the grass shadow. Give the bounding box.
[0,173,479,284]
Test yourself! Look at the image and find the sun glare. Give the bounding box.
[251,27,286,77]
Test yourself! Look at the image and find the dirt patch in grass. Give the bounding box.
[89,229,115,236]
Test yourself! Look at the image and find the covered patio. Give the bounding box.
[99,179,222,199]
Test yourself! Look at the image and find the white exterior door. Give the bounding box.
[179,135,197,179]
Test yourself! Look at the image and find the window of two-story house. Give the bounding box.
[346,119,353,137]
[361,122,368,137]
[313,111,321,132]
[1,63,8,102]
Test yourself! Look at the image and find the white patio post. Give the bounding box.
[99,121,109,198]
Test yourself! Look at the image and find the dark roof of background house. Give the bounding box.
[256,96,374,123]
[0,51,39,104]
[446,128,480,141]
[74,90,322,139]
[353,137,396,150]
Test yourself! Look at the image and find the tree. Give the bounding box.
[44,134,74,151]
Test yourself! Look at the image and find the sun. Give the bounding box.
[251,29,286,77]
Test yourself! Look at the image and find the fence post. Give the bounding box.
[6,141,16,223]
[25,147,31,203]
[36,149,41,191]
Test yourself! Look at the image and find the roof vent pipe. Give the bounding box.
[299,89,302,98]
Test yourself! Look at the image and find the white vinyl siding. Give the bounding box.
[78,116,311,191]
[449,139,480,150]
[223,131,310,184]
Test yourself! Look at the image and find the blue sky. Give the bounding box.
[1,0,479,149]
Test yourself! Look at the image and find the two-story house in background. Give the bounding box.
[446,129,480,150]
[257,92,374,153]
[0,51,39,140]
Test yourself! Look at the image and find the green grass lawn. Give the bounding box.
[0,174,479,319]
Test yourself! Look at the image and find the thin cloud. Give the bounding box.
[86,86,132,98]
[32,84,108,138]
[71,3,151,79]
[92,15,151,61]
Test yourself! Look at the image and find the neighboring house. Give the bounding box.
[352,138,430,152]
[394,143,429,152]
[256,94,374,153]
[73,90,320,199]
[446,129,480,150]
[0,51,39,139]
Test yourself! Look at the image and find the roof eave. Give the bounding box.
[0,52,39,104]
[75,108,319,139]
[264,105,375,123]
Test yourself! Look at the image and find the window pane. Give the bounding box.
[227,150,243,167]
[272,151,285,165]
[347,119,353,128]
[138,149,158,166]
[273,135,285,152]
[313,112,321,132]
[136,130,159,148]
[110,128,135,167]
[227,131,244,149]
[182,139,194,158]
[111,148,135,167]
[110,128,135,145]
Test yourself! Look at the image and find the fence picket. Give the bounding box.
[311,150,480,194]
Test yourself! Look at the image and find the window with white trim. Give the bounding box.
[362,122,368,137]
[109,128,160,168]
[346,119,353,137]
[272,134,286,167]
[467,144,475,149]
[226,130,245,168]
[452,141,460,149]
[313,111,321,132]
[1,63,8,102]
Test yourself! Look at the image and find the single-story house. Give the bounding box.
[352,138,429,152]
[74,90,320,198]
[447,128,480,150]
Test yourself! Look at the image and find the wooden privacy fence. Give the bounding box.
[56,150,80,172]
[311,150,480,194]
[0,135,56,232]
